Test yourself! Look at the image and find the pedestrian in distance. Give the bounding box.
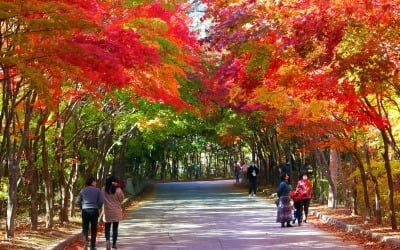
[77,176,104,250]
[102,175,125,250]
[276,173,293,227]
[240,161,248,185]
[241,161,248,173]
[234,161,241,183]
[247,162,259,197]
[297,172,313,223]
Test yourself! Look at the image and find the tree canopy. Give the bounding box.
[0,0,399,238]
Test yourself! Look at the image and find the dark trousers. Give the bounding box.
[105,222,119,245]
[293,200,303,222]
[82,208,99,248]
[248,178,257,194]
[302,199,311,219]
[235,172,240,183]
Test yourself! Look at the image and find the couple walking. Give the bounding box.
[76,175,125,250]
[276,172,312,227]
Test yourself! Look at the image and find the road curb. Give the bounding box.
[312,211,400,248]
[45,230,81,250]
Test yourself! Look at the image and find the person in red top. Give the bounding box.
[296,172,313,223]
[290,186,303,225]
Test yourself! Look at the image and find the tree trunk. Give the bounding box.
[41,123,54,229]
[328,148,339,208]
[6,157,18,238]
[27,104,42,231]
[314,149,336,207]
[363,142,382,224]
[29,164,39,231]
[317,167,326,204]
[5,87,33,237]
[339,155,348,213]
[349,155,358,215]
[54,119,70,223]
[381,129,397,230]
[351,151,371,219]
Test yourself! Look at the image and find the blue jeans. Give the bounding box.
[293,200,303,222]
[235,172,240,183]
[82,208,99,248]
[105,222,119,245]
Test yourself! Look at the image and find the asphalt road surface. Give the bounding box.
[103,180,361,250]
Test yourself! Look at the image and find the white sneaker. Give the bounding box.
[248,194,251,197]
[253,194,256,197]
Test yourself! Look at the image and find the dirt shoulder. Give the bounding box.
[0,218,81,249]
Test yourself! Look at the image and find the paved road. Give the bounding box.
[100,180,361,250]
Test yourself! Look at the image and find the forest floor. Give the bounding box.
[0,182,399,249]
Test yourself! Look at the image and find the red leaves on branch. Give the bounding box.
[201,0,400,150]
[3,0,201,110]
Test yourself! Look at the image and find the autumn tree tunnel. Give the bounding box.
[0,0,399,238]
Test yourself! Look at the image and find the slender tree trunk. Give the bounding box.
[3,69,16,238]
[55,119,70,223]
[328,149,339,208]
[351,151,371,219]
[349,156,358,216]
[28,161,39,231]
[27,126,39,230]
[363,142,382,224]
[314,149,336,207]
[41,122,54,229]
[6,156,18,238]
[27,98,42,231]
[339,156,348,213]
[5,87,33,237]
[160,151,167,180]
[380,129,397,230]
[318,168,325,204]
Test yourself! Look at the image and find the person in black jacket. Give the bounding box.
[247,162,259,197]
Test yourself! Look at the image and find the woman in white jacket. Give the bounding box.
[102,175,125,249]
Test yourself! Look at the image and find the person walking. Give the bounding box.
[102,175,125,249]
[297,172,313,223]
[77,176,104,250]
[276,173,293,227]
[290,184,303,225]
[247,162,259,197]
[234,161,241,183]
